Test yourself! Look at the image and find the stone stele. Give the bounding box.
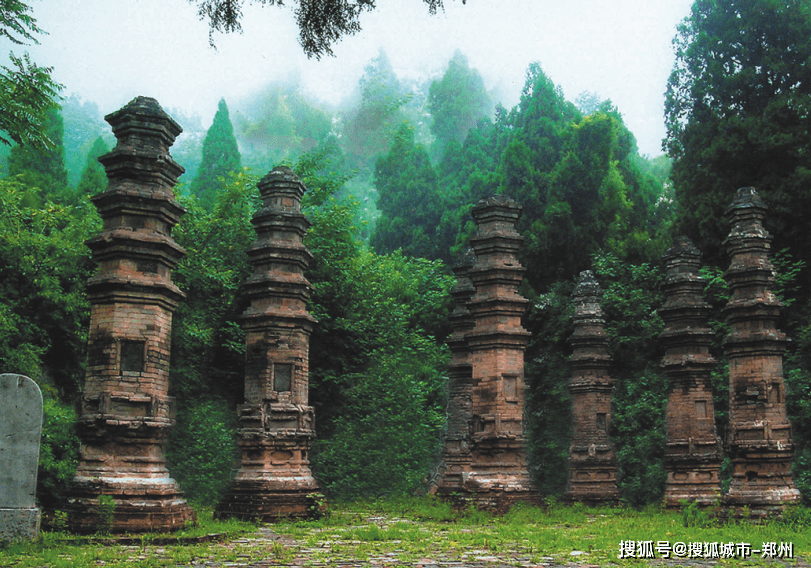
[0,374,43,542]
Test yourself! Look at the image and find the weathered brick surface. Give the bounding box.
[565,271,619,505]
[216,167,319,521]
[659,237,722,507]
[434,250,476,495]
[67,97,193,534]
[436,196,539,512]
[722,187,800,516]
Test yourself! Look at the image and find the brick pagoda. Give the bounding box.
[659,237,722,507]
[565,270,619,504]
[434,249,476,498]
[67,97,194,533]
[215,166,319,520]
[722,187,800,516]
[461,196,539,511]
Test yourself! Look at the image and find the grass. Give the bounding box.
[1,498,809,567]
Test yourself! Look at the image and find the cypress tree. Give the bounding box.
[191,98,241,209]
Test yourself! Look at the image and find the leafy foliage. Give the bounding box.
[593,254,667,507]
[0,177,97,396]
[371,123,446,260]
[166,398,239,505]
[37,395,80,508]
[172,170,258,404]
[303,150,455,496]
[524,281,575,496]
[665,0,811,269]
[191,0,449,58]
[75,136,109,198]
[0,1,63,148]
[7,105,69,205]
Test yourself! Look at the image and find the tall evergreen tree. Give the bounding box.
[191,98,241,209]
[665,0,811,269]
[75,136,109,197]
[428,50,492,159]
[371,123,445,260]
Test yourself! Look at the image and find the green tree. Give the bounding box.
[0,1,63,148]
[75,136,109,197]
[172,170,257,403]
[61,94,108,187]
[428,50,492,158]
[371,122,445,259]
[665,0,811,269]
[190,98,242,210]
[0,176,98,398]
[6,105,69,205]
[234,82,333,171]
[342,50,408,170]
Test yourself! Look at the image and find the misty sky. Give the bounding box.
[9,0,694,157]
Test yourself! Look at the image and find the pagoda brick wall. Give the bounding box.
[441,196,539,512]
[434,250,476,497]
[659,237,722,507]
[565,270,619,504]
[67,97,193,533]
[215,166,319,521]
[722,187,800,516]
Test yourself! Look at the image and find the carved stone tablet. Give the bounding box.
[0,374,43,541]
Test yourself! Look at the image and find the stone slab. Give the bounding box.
[0,508,41,542]
[0,374,43,509]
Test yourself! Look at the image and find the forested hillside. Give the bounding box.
[2,0,811,511]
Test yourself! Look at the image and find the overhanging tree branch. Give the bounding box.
[189,0,460,59]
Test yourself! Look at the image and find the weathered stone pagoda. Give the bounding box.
[453,196,538,511]
[434,249,476,498]
[215,166,319,521]
[722,187,800,516]
[565,270,619,505]
[67,97,194,533]
[659,237,722,507]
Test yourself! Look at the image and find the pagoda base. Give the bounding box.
[216,474,320,521]
[66,476,194,534]
[436,472,542,514]
[565,461,620,506]
[664,461,722,508]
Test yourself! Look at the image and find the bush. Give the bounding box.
[166,398,239,505]
[37,395,80,508]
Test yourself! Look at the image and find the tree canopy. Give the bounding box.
[665,0,811,267]
[428,50,492,158]
[190,98,242,209]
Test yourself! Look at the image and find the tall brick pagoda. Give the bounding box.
[565,270,619,504]
[67,97,194,533]
[434,249,476,498]
[462,196,538,511]
[659,237,722,507]
[216,166,319,520]
[722,187,800,515]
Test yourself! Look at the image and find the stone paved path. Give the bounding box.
[126,524,808,568]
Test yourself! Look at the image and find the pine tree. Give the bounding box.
[191,98,241,210]
[75,136,109,197]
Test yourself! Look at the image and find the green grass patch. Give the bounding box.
[1,498,809,567]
